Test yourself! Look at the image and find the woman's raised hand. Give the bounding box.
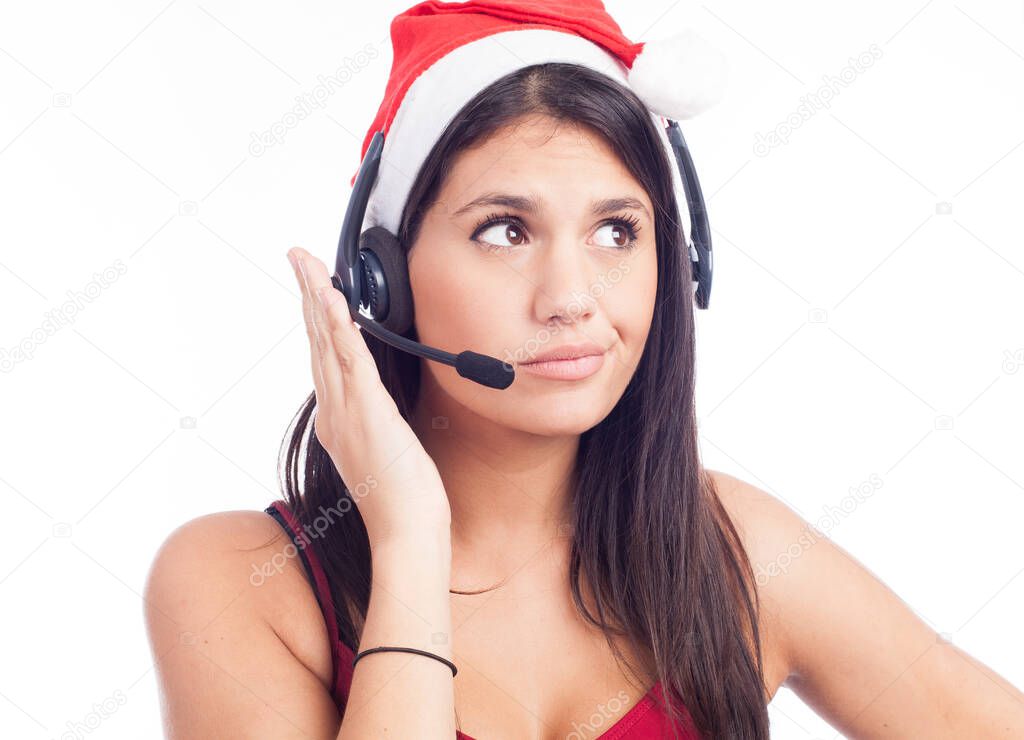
[287,247,451,548]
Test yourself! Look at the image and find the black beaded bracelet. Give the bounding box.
[353,645,458,677]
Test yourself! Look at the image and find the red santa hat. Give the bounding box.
[354,0,729,237]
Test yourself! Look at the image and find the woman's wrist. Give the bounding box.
[369,524,452,566]
[368,518,452,556]
[363,524,454,661]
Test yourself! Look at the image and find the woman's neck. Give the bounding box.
[408,379,578,566]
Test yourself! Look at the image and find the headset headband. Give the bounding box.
[335,119,713,315]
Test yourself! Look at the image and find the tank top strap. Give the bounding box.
[264,499,355,709]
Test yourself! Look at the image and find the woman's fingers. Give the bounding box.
[309,263,380,388]
[288,247,335,406]
[288,247,378,406]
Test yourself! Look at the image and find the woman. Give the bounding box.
[143,3,1024,738]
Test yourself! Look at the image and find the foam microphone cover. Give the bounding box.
[455,351,514,389]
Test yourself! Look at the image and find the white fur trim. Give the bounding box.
[628,28,728,120]
[359,28,690,246]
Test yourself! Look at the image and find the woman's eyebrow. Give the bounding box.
[452,193,537,217]
[451,192,651,219]
[591,196,651,220]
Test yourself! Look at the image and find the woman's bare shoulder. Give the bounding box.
[702,469,1024,735]
[704,468,808,696]
[143,508,338,732]
[706,468,798,553]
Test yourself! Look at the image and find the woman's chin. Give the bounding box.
[506,396,614,436]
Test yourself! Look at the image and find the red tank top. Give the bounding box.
[265,499,701,739]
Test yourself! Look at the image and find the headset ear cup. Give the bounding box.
[358,226,414,335]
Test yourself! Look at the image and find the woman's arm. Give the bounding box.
[144,512,343,738]
[144,511,457,738]
[337,531,456,739]
[715,471,1024,738]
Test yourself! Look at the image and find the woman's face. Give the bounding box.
[407,114,659,435]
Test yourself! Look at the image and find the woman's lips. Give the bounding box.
[517,351,606,380]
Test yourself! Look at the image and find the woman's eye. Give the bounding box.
[593,222,634,249]
[472,215,639,252]
[476,221,526,249]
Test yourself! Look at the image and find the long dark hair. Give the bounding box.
[273,62,770,738]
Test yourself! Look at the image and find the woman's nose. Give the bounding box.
[531,233,598,325]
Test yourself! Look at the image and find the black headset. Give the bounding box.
[330,118,713,391]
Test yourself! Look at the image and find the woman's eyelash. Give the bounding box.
[614,213,642,237]
[470,211,524,251]
[469,210,642,252]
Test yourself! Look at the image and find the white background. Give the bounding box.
[1,1,1022,738]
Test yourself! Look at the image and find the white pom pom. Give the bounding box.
[628,28,729,120]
